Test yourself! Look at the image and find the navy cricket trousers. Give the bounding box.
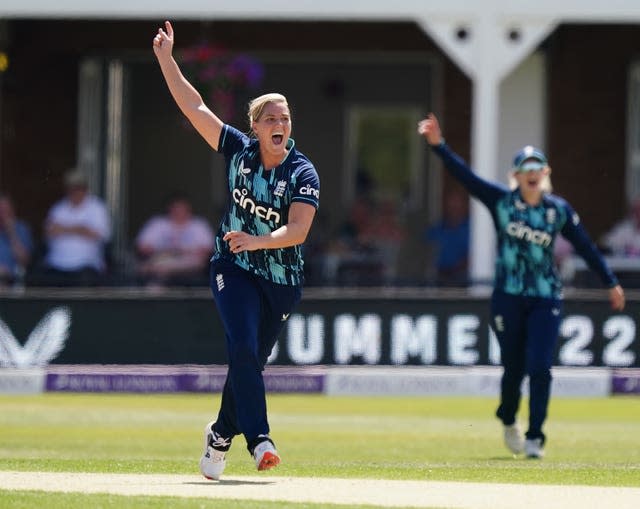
[209,258,302,445]
[490,290,562,441]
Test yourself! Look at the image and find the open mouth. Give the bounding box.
[272,134,284,145]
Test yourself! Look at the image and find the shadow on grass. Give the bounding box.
[183,479,274,486]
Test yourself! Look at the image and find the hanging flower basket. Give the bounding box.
[180,43,264,122]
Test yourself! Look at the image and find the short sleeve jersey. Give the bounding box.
[45,195,111,272]
[215,124,320,286]
[432,143,617,298]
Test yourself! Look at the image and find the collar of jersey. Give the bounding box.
[252,137,296,169]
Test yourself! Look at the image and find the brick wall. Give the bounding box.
[547,24,640,239]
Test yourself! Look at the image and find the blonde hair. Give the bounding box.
[248,93,289,126]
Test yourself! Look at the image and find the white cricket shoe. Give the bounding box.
[525,438,545,459]
[199,421,231,480]
[252,436,281,471]
[503,424,524,455]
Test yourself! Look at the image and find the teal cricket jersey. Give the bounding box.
[213,124,320,286]
[432,142,618,298]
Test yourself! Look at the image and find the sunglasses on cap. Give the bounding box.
[513,145,547,172]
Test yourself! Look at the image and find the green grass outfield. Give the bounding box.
[1,393,638,508]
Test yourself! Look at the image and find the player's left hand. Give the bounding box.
[223,231,261,253]
[608,284,625,311]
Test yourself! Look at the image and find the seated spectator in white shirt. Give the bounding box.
[601,196,640,257]
[135,193,214,286]
[43,168,111,286]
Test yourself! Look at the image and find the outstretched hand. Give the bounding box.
[609,284,626,312]
[417,113,443,146]
[152,20,174,60]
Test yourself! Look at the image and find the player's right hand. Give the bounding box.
[153,20,174,59]
[418,113,443,146]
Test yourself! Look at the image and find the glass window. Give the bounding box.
[346,106,424,209]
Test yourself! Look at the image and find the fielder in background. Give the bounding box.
[153,21,320,479]
[418,113,625,459]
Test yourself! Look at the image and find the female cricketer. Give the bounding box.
[153,21,320,479]
[418,113,625,458]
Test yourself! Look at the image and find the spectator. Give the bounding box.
[601,196,640,257]
[321,193,379,285]
[424,190,470,286]
[321,170,406,285]
[553,234,575,282]
[42,168,111,286]
[0,193,33,288]
[358,198,406,284]
[135,193,215,286]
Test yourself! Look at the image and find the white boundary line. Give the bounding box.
[1,471,640,509]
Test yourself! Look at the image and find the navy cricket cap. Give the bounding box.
[513,145,547,172]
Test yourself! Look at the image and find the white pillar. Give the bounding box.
[417,14,557,287]
[469,73,500,285]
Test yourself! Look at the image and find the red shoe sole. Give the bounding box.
[257,451,281,471]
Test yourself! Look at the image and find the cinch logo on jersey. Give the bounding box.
[505,222,552,247]
[300,184,320,199]
[232,187,282,224]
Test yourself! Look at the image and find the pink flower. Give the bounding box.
[179,43,264,121]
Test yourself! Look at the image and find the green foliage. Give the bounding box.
[356,111,414,192]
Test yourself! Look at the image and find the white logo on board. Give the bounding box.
[0,307,71,368]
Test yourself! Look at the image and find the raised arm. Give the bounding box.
[152,21,224,151]
[418,113,506,208]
